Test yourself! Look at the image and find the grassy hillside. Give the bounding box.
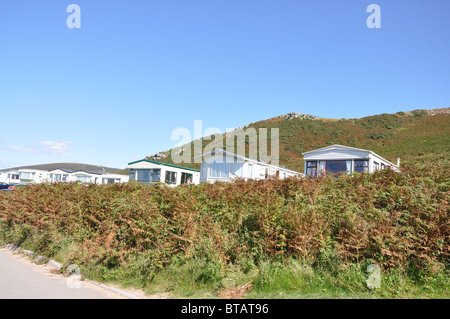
[151,108,450,173]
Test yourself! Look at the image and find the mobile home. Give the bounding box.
[194,149,302,183]
[128,159,200,186]
[302,144,400,177]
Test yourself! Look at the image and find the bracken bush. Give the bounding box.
[0,165,448,287]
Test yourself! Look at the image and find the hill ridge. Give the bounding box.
[2,162,123,174]
[147,107,450,173]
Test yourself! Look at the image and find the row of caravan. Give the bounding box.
[0,168,128,186]
[127,145,400,187]
[1,145,400,188]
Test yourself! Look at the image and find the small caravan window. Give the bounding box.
[306,161,317,177]
[103,178,119,184]
[354,160,369,173]
[151,169,161,182]
[51,174,63,182]
[129,169,136,180]
[165,171,177,184]
[181,172,193,184]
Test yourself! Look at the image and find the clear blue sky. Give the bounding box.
[0,1,449,169]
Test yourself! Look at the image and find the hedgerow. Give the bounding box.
[1,164,448,286]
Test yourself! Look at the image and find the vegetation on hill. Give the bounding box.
[152,108,450,173]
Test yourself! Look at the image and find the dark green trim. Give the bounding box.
[128,159,200,172]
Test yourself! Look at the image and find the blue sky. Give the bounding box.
[0,0,449,169]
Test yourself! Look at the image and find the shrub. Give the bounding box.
[0,166,448,291]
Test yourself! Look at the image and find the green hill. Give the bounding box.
[148,108,450,173]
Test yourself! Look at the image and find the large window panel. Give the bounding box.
[135,169,160,182]
[20,172,35,180]
[325,160,348,174]
[209,162,230,178]
[200,163,208,180]
[75,175,90,183]
[137,169,151,182]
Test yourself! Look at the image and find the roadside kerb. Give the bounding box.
[2,243,141,299]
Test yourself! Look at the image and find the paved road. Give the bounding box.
[0,248,127,299]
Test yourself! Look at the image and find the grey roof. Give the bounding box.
[3,163,123,174]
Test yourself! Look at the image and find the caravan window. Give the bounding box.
[151,169,161,182]
[181,172,193,184]
[129,169,136,180]
[75,175,90,183]
[354,160,369,173]
[209,161,230,178]
[135,169,160,182]
[137,169,150,182]
[103,178,119,184]
[306,161,317,177]
[325,161,351,174]
[165,171,177,184]
[20,172,35,180]
[51,174,63,182]
[8,174,20,180]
